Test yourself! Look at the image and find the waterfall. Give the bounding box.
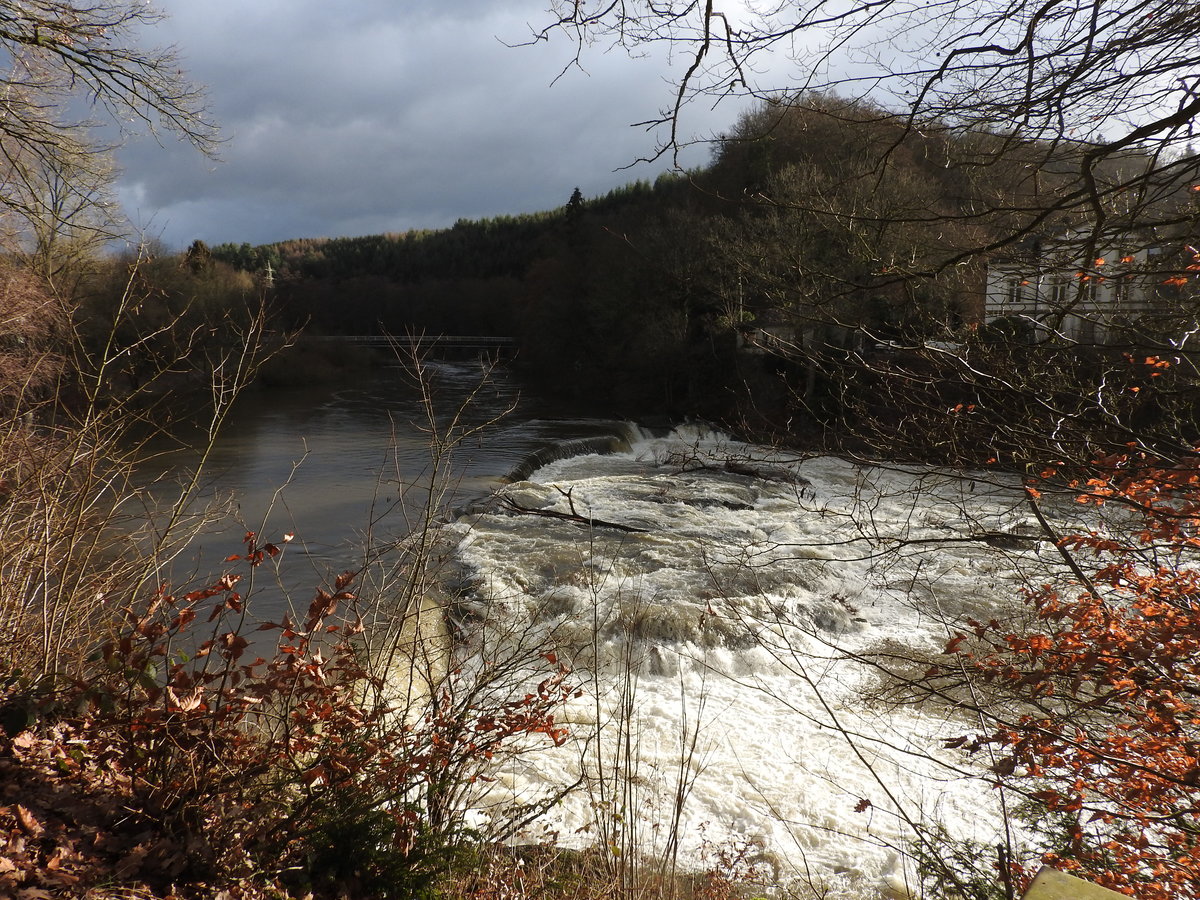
[448,427,1072,897]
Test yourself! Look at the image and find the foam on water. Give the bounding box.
[447,428,1075,896]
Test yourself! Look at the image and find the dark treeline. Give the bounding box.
[211,93,1191,435]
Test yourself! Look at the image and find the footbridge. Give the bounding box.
[304,334,517,358]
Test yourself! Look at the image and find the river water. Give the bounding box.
[144,360,1084,898]
[136,360,637,590]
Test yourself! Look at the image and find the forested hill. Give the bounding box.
[215,179,665,286]
[211,93,1170,422]
[211,171,726,413]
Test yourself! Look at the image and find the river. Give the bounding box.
[142,359,1082,898]
[135,359,638,599]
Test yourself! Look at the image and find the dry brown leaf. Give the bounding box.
[42,864,79,887]
[113,842,149,879]
[14,805,41,837]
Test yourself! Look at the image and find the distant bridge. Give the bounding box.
[303,334,517,357]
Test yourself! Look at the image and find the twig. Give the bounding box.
[500,495,649,533]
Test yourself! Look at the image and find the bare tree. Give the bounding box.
[1,127,125,295]
[534,1,1200,264]
[0,2,214,232]
[0,2,214,144]
[530,4,1200,472]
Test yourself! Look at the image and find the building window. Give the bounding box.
[1113,277,1129,309]
[1049,277,1070,311]
[1078,314,1097,345]
[1005,276,1024,305]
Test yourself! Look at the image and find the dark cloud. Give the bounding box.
[115,2,740,249]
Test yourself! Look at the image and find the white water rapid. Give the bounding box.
[446,427,1087,898]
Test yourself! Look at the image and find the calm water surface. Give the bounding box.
[137,360,626,605]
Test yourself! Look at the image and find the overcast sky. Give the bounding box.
[115,1,746,250]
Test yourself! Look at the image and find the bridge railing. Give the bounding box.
[304,335,515,346]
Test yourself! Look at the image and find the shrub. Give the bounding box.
[925,446,1200,899]
[1,529,577,898]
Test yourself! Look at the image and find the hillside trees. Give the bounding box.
[533,0,1200,451]
[693,101,1200,461]
[536,4,1200,414]
[512,184,750,414]
[698,98,985,409]
[537,0,1200,256]
[74,244,267,394]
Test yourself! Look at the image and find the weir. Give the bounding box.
[503,422,654,482]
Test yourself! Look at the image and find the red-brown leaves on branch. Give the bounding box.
[938,450,1200,899]
[0,532,577,896]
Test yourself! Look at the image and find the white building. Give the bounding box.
[983,229,1190,344]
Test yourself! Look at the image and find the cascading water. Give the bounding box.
[501,422,657,483]
[447,427,1085,897]
[135,359,1088,895]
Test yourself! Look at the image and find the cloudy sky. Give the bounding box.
[115,1,747,250]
